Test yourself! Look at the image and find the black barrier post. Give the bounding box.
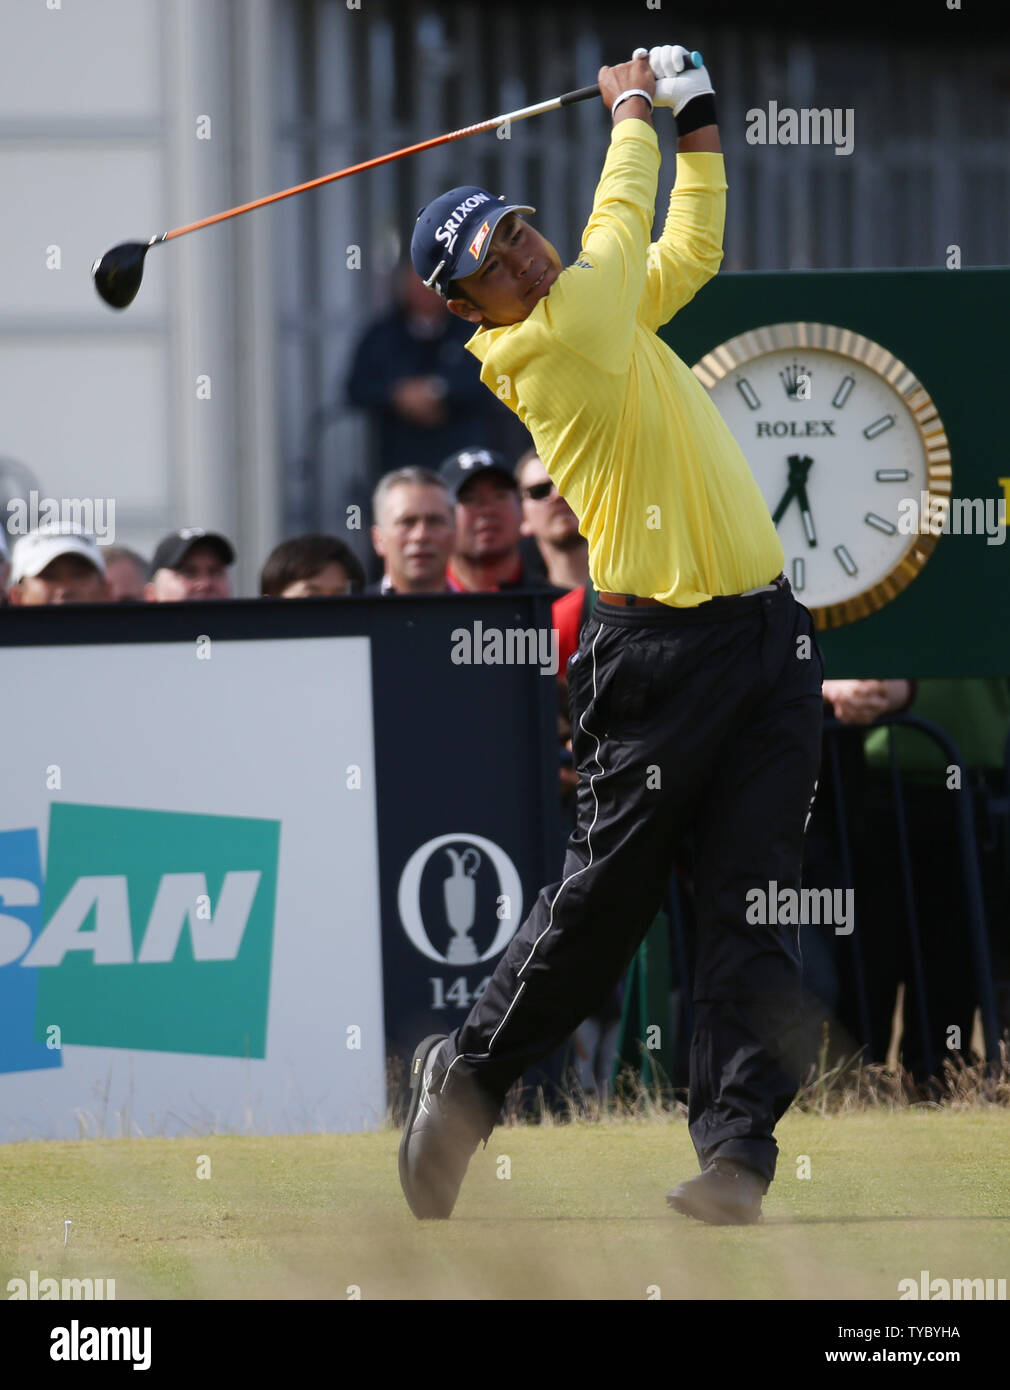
[823,725,874,1052]
[885,728,936,1079]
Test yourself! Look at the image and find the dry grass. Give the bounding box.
[501,1063,689,1129]
[461,1028,1010,1131]
[790,1027,1010,1115]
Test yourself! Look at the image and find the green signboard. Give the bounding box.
[663,268,1009,677]
[31,803,280,1058]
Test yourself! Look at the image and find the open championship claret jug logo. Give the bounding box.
[397,833,523,966]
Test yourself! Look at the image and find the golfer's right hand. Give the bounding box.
[597,54,656,112]
[633,44,715,114]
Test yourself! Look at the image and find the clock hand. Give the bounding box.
[794,480,817,547]
[787,453,814,485]
[784,455,817,546]
[771,454,814,528]
[771,481,798,527]
[772,453,805,522]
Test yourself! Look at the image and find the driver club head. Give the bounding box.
[91,240,154,310]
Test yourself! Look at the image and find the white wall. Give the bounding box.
[0,0,279,595]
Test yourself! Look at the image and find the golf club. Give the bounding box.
[91,52,703,310]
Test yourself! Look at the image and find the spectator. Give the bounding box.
[822,679,913,727]
[103,545,149,603]
[439,447,563,594]
[345,263,529,481]
[570,987,623,1101]
[261,534,366,597]
[8,526,109,605]
[553,581,597,809]
[146,528,234,602]
[516,448,589,592]
[553,582,597,679]
[369,467,455,595]
[798,679,916,1067]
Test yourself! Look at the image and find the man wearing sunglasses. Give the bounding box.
[517,448,589,593]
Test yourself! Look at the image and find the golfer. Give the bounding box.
[400,45,823,1225]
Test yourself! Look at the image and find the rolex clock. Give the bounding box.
[693,323,951,628]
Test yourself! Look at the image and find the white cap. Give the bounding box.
[11,527,106,584]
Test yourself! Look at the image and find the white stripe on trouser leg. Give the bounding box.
[443,624,610,1091]
[486,980,527,1050]
[803,777,819,834]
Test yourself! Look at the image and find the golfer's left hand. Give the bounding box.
[633,44,714,113]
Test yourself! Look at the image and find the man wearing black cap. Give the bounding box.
[146,528,235,602]
[398,45,824,1228]
[439,447,559,594]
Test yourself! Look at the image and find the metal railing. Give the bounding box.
[651,713,1008,1084]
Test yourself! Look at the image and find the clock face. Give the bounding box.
[693,324,951,628]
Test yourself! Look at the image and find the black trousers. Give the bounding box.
[441,577,824,1183]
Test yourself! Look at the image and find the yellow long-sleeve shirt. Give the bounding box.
[465,119,783,606]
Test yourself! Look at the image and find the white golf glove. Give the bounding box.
[632,45,715,115]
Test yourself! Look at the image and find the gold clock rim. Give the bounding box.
[692,322,951,630]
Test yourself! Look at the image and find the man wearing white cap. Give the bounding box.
[8,526,108,606]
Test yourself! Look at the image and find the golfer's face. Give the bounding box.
[456,214,562,326]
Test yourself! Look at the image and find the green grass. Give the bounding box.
[2,1112,1008,1300]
